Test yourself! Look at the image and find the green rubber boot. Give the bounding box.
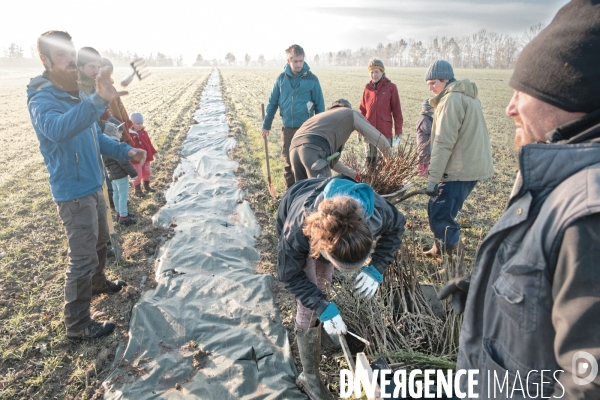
[295,323,335,400]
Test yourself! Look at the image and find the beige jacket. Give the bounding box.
[428,79,494,183]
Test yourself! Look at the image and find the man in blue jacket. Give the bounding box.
[27,31,147,341]
[262,44,325,189]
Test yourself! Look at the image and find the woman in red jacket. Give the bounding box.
[359,59,403,165]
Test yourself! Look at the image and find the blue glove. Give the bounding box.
[319,302,347,335]
[354,265,383,299]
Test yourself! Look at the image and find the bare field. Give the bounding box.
[0,67,211,399]
[221,66,518,271]
[1,66,519,399]
[221,66,520,395]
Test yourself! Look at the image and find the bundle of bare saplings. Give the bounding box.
[331,244,446,358]
[341,139,420,195]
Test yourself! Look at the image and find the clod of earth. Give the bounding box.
[192,349,212,369]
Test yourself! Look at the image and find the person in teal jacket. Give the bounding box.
[261,44,325,188]
[27,31,146,341]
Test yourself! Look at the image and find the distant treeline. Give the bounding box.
[313,25,544,69]
[0,24,543,68]
[0,45,184,68]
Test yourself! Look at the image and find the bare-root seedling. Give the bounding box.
[342,139,421,194]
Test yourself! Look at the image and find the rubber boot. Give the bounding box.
[134,184,146,198]
[296,323,335,400]
[445,241,465,276]
[423,239,442,259]
[320,324,341,351]
[143,180,156,193]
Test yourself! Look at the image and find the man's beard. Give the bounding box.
[48,62,79,92]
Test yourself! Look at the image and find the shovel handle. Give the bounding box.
[261,104,272,180]
[394,188,428,204]
[338,334,356,372]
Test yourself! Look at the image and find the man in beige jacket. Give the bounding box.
[289,99,392,182]
[423,60,494,266]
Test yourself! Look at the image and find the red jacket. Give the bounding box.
[129,128,157,164]
[359,77,403,138]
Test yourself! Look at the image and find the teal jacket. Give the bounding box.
[262,63,325,130]
[27,74,132,202]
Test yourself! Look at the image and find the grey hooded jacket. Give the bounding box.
[457,111,600,399]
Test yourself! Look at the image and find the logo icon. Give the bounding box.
[572,351,598,385]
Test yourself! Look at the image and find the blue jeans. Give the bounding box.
[428,181,477,248]
[111,177,130,217]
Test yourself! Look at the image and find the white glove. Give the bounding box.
[323,314,347,335]
[354,265,383,299]
[320,302,348,335]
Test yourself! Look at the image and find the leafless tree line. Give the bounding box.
[1,24,544,68]
[314,24,544,69]
[0,45,184,68]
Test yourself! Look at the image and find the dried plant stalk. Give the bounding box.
[330,241,446,356]
[341,139,421,194]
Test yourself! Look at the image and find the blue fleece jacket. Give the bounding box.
[27,74,133,202]
[262,63,325,130]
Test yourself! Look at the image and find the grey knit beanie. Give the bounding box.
[425,60,454,81]
[130,112,144,124]
[422,99,433,112]
[101,58,113,68]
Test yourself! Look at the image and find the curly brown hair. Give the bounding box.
[302,196,372,263]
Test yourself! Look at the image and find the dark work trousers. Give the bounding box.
[56,190,109,336]
[427,181,477,248]
[281,126,299,188]
[289,143,332,182]
[106,176,113,198]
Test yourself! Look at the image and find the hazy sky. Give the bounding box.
[1,0,568,65]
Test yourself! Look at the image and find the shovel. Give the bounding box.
[261,104,277,199]
[393,188,428,204]
[101,182,121,262]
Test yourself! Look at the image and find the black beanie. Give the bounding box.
[509,0,600,113]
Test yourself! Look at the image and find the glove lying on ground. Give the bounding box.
[354,265,383,299]
[319,302,347,335]
[438,275,471,314]
[426,182,439,197]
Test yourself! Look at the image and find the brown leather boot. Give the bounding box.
[423,240,442,259]
[143,180,156,193]
[92,279,127,295]
[134,184,146,197]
